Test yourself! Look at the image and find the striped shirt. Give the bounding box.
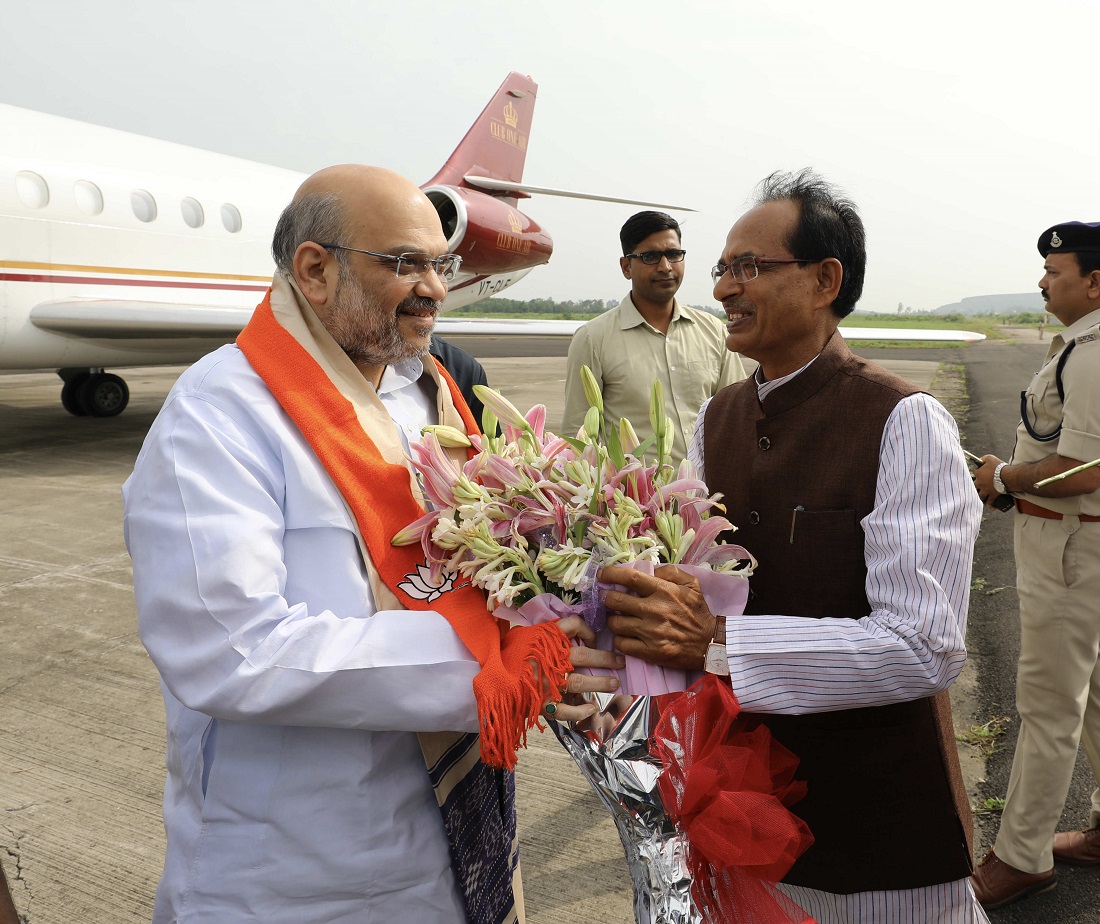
[690,368,987,924]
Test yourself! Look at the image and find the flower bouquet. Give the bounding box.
[393,368,814,924]
[393,366,754,694]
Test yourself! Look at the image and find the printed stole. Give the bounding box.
[238,286,569,924]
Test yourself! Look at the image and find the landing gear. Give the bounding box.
[58,369,130,418]
[60,372,90,416]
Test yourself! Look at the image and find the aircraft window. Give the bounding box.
[74,180,104,215]
[15,171,49,209]
[221,203,243,233]
[181,197,205,228]
[131,189,158,223]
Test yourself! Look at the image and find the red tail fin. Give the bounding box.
[423,72,537,191]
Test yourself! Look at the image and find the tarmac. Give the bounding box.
[0,340,1026,923]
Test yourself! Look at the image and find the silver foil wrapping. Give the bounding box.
[552,693,701,924]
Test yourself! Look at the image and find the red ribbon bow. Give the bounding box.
[654,675,817,924]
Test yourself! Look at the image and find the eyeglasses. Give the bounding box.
[625,249,687,265]
[710,256,812,284]
[318,243,463,282]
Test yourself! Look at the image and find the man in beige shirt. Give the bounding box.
[562,211,745,465]
[972,221,1100,910]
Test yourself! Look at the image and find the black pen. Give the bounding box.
[789,504,804,544]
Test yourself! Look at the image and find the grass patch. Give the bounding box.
[971,575,1011,596]
[930,363,968,420]
[957,716,1012,757]
[974,797,1007,816]
[847,340,963,349]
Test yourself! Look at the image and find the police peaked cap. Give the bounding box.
[1038,221,1100,256]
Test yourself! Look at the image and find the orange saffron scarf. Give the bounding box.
[237,290,571,769]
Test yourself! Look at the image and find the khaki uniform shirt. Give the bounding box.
[1011,307,1100,516]
[561,295,746,465]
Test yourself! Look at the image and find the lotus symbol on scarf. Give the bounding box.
[398,562,456,603]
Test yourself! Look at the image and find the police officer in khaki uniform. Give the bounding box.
[970,221,1100,910]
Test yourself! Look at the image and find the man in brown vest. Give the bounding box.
[603,170,986,923]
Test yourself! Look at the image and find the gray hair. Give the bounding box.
[271,192,350,275]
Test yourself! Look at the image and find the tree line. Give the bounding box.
[450,297,616,317]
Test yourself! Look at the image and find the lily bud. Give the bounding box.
[473,384,529,431]
[618,417,640,454]
[422,425,472,448]
[583,405,602,441]
[580,365,604,415]
[659,419,674,460]
[649,379,667,444]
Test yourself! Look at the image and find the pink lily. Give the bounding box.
[679,516,737,566]
[391,508,441,547]
[694,543,755,570]
[525,404,546,440]
[654,478,710,507]
[409,434,461,508]
[478,453,527,491]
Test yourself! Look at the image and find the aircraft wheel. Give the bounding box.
[61,372,91,416]
[78,373,129,417]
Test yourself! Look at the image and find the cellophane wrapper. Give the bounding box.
[516,566,815,923]
[554,678,815,924]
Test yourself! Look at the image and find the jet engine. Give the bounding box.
[424,186,553,276]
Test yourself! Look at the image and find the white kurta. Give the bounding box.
[123,345,480,923]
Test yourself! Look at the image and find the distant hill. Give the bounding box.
[933,293,1045,315]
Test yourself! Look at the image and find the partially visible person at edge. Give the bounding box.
[430,334,491,430]
[561,210,746,465]
[970,222,1100,911]
[601,170,987,923]
[122,164,622,924]
[0,860,19,924]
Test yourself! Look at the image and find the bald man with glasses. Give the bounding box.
[123,165,621,923]
[562,210,745,464]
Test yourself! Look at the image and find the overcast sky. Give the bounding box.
[2,0,1097,312]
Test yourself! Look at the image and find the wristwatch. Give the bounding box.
[992,462,1009,496]
[704,616,730,676]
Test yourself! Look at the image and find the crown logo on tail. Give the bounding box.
[503,101,519,128]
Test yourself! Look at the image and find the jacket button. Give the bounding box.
[748,511,760,525]
[758,437,771,450]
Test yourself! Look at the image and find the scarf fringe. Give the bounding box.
[477,623,573,769]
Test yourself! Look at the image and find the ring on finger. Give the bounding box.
[543,702,557,717]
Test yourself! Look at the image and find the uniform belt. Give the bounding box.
[1016,497,1100,522]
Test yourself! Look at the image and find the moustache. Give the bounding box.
[396,295,442,314]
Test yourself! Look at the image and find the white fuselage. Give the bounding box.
[0,104,525,372]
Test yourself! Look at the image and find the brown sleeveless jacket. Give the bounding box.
[703,333,973,894]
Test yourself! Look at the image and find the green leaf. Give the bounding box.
[606,423,626,469]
